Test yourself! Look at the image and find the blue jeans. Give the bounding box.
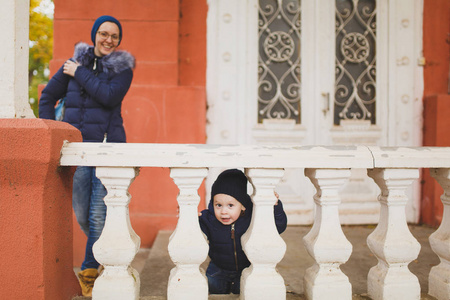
[206,261,241,294]
[73,166,107,270]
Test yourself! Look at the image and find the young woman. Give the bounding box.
[39,15,135,297]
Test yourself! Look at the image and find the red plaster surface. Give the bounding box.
[0,119,82,299]
[421,95,450,226]
[54,0,179,21]
[423,0,450,96]
[423,95,450,147]
[129,168,179,214]
[124,21,179,62]
[421,0,450,227]
[53,20,94,60]
[164,87,206,143]
[122,86,206,144]
[132,62,179,86]
[179,0,208,86]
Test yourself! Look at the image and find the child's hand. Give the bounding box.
[274,191,280,205]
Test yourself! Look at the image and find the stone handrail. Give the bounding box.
[60,143,450,300]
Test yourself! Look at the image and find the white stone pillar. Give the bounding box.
[241,168,286,300]
[92,167,141,300]
[0,0,34,118]
[303,168,352,300]
[168,168,209,300]
[367,168,421,300]
[428,168,450,300]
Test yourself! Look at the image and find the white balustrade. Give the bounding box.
[57,143,450,299]
[241,168,286,300]
[92,167,141,300]
[167,168,209,300]
[428,168,450,300]
[367,168,421,300]
[303,168,353,300]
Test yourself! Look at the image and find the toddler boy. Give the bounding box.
[199,169,287,294]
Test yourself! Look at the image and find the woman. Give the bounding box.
[39,15,135,297]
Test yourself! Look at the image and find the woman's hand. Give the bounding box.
[63,60,80,77]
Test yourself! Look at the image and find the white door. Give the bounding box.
[206,0,424,224]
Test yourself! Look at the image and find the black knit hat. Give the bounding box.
[211,169,252,209]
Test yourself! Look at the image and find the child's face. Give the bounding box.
[213,194,246,225]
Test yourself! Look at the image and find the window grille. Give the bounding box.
[335,0,376,125]
[258,0,301,124]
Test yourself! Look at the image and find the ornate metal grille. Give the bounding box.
[258,0,301,124]
[335,0,376,125]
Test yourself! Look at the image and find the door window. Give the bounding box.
[335,0,376,125]
[258,0,302,124]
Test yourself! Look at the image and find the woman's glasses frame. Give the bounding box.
[97,31,120,43]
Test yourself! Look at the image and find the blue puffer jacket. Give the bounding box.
[199,199,287,272]
[39,42,135,143]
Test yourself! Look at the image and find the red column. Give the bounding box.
[0,119,82,299]
[422,95,450,226]
[421,0,450,226]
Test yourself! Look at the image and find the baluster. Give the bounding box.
[303,168,352,300]
[367,168,421,300]
[92,167,141,300]
[241,168,286,300]
[168,168,209,300]
[429,168,450,300]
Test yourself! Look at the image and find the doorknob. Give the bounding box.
[321,92,330,116]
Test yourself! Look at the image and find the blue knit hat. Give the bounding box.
[211,169,252,209]
[91,15,122,45]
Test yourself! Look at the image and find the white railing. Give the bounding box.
[60,143,450,300]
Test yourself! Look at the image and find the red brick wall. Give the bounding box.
[51,0,207,265]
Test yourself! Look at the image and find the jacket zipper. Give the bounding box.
[94,57,108,142]
[231,223,238,271]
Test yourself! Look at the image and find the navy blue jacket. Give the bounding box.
[199,199,287,272]
[39,43,135,143]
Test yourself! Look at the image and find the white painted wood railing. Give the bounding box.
[60,143,450,300]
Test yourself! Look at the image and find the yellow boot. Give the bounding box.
[77,268,99,297]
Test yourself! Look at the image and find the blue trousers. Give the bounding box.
[72,166,107,270]
[206,261,242,294]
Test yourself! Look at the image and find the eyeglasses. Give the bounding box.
[97,31,120,43]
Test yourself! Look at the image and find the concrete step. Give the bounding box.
[139,230,174,298]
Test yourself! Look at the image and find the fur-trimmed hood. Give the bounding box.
[73,42,135,75]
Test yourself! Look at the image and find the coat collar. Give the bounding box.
[73,42,135,75]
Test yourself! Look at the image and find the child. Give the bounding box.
[199,169,287,294]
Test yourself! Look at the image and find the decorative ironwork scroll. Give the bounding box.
[258,0,301,124]
[335,0,376,125]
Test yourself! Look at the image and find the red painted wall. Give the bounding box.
[421,0,450,226]
[422,95,450,226]
[423,0,450,97]
[51,0,207,265]
[0,119,81,299]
